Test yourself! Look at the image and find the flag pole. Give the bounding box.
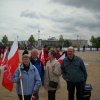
[17,36,24,100]
[19,64,24,100]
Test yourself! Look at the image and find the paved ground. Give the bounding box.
[0,51,100,100]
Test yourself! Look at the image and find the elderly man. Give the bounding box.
[12,54,41,100]
[30,49,44,100]
[61,47,87,100]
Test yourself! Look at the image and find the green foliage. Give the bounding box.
[64,40,72,47]
[59,35,64,46]
[90,35,100,48]
[1,35,8,46]
[28,35,35,47]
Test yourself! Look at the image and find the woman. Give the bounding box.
[12,54,41,100]
[44,50,61,100]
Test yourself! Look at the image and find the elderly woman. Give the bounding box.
[12,54,41,100]
[44,50,61,100]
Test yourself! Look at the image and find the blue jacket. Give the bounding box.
[61,56,87,82]
[12,63,41,95]
[30,57,44,82]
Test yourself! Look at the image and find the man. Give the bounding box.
[61,47,87,100]
[12,54,41,100]
[30,49,44,100]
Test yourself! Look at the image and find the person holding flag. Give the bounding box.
[12,54,41,100]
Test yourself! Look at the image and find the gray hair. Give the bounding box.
[31,48,38,53]
[67,46,74,51]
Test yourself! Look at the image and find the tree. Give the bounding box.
[28,35,35,47]
[64,40,72,47]
[90,35,100,50]
[1,35,8,46]
[96,37,100,48]
[59,35,64,47]
[90,35,96,47]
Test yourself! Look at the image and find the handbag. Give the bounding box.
[48,64,58,88]
[83,83,92,98]
[49,81,58,88]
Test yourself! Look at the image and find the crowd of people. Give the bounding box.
[12,45,87,100]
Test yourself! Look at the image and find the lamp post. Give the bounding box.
[38,30,41,47]
[77,35,80,51]
[38,30,40,41]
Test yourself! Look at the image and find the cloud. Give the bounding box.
[20,10,40,19]
[0,0,100,41]
[53,0,100,12]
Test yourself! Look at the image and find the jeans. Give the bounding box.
[67,81,85,100]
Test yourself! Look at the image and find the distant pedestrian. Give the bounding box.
[83,45,85,52]
[22,46,29,55]
[55,47,61,60]
[39,45,48,66]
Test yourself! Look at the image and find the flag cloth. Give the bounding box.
[58,54,65,64]
[40,49,45,66]
[2,39,19,91]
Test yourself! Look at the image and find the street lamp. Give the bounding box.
[38,30,41,47]
[77,35,80,51]
[38,30,40,40]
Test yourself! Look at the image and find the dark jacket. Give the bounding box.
[61,56,87,82]
[30,57,44,82]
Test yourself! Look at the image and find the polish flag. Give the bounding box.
[58,54,65,64]
[2,39,19,91]
[40,49,45,66]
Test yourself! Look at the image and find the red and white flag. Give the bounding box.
[2,39,19,91]
[40,49,45,66]
[58,54,65,64]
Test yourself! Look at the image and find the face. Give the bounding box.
[56,48,60,52]
[31,50,38,59]
[22,57,30,67]
[67,48,74,59]
[48,52,53,60]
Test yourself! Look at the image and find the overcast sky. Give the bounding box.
[0,0,100,41]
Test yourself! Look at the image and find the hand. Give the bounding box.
[32,91,37,96]
[18,75,22,80]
